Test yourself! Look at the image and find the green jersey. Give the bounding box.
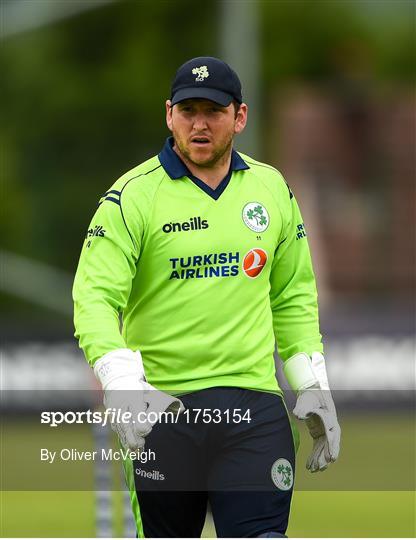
[73,137,323,394]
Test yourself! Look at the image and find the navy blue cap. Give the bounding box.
[171,56,243,107]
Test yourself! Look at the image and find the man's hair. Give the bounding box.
[232,100,241,118]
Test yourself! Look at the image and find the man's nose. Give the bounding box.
[192,113,208,131]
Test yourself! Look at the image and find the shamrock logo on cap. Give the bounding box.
[192,65,209,82]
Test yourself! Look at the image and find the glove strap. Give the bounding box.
[311,351,330,391]
[283,352,317,392]
[93,348,145,389]
[283,351,331,393]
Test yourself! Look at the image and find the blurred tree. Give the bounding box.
[1,0,218,274]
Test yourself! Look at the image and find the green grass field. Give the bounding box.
[1,490,415,537]
[1,413,415,537]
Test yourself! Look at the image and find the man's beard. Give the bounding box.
[173,128,234,169]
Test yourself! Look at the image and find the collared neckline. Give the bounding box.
[158,137,249,200]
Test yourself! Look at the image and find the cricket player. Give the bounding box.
[73,56,341,538]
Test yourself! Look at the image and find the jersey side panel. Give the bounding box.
[73,156,163,364]
[238,154,323,359]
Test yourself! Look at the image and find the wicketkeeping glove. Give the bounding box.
[283,352,340,472]
[94,348,184,450]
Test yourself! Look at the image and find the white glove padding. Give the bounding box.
[293,383,340,472]
[283,352,341,473]
[94,348,184,450]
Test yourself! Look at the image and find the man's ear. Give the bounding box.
[234,103,248,135]
[166,100,173,131]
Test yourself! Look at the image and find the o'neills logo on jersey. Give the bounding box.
[242,248,268,278]
[85,225,106,238]
[135,468,165,481]
[162,217,209,234]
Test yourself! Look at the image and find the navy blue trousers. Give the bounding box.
[133,387,295,538]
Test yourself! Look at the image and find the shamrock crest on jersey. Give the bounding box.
[242,202,269,233]
[271,458,293,491]
[192,65,209,82]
